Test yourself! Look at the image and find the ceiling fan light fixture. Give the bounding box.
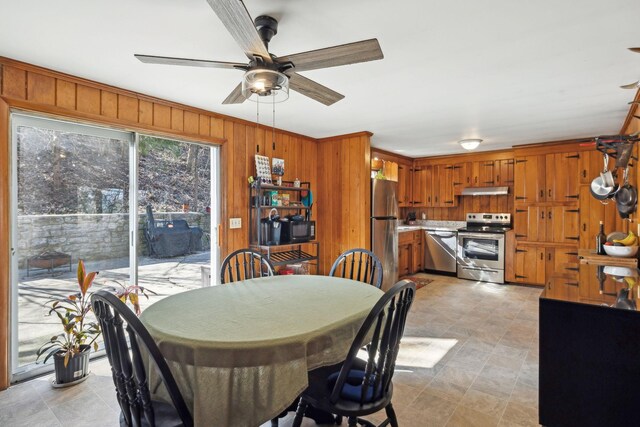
[459,139,482,150]
[242,69,289,102]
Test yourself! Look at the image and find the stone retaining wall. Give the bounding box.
[17,212,211,268]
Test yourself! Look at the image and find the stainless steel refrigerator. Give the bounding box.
[371,179,399,291]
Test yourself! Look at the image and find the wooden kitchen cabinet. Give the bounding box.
[495,159,514,187]
[397,163,412,207]
[436,164,457,207]
[398,242,412,277]
[578,185,620,250]
[470,161,495,187]
[411,230,424,272]
[514,155,546,203]
[545,152,580,202]
[514,245,545,285]
[399,230,424,277]
[452,162,470,195]
[514,206,579,243]
[411,166,428,207]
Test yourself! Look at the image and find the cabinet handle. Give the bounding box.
[515,234,527,238]
[496,174,500,182]
[256,144,260,152]
[273,142,276,150]
[565,282,579,287]
[582,170,587,178]
[445,200,453,204]
[467,177,470,184]
[515,275,527,279]
[475,176,478,184]
[548,189,552,198]
[540,190,544,198]
[515,249,527,253]
[548,253,551,261]
[540,252,543,260]
[428,196,431,203]
[435,196,438,202]
[541,211,544,219]
[582,223,586,232]
[548,211,552,219]
[515,196,527,200]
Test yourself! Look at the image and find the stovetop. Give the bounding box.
[460,213,512,234]
[458,226,511,233]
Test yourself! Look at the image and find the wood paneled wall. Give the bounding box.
[316,132,371,273]
[0,57,320,390]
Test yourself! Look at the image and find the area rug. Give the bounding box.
[402,273,434,290]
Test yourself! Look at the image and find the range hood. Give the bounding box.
[461,186,509,196]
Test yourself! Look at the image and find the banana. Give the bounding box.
[624,277,637,288]
[613,231,638,247]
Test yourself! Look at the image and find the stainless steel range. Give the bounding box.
[457,213,511,284]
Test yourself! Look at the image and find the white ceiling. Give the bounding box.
[1,0,639,157]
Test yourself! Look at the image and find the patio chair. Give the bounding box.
[90,290,193,427]
[144,205,203,257]
[220,248,275,284]
[292,279,416,427]
[329,248,383,289]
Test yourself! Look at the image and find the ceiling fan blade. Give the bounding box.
[222,83,246,104]
[288,73,344,106]
[634,115,640,120]
[629,48,640,53]
[629,101,640,105]
[205,0,271,62]
[276,39,383,72]
[135,54,246,69]
[620,81,639,89]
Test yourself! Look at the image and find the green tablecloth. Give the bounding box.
[140,275,383,427]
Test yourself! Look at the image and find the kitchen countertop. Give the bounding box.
[397,220,464,232]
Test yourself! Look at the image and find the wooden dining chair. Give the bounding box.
[292,279,416,427]
[329,248,383,289]
[90,290,193,427]
[220,248,275,284]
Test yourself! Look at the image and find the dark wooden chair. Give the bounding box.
[220,248,275,284]
[292,279,416,427]
[329,249,383,289]
[90,290,193,427]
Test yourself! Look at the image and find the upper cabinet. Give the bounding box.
[397,163,412,207]
[411,166,428,207]
[515,153,580,204]
[452,162,470,195]
[495,159,515,187]
[514,155,546,203]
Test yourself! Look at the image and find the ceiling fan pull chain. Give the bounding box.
[272,92,276,151]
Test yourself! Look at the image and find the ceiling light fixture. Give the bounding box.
[242,69,289,103]
[459,139,483,150]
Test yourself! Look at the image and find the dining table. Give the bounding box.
[139,274,384,427]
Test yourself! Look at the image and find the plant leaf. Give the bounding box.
[63,351,70,367]
[77,259,85,289]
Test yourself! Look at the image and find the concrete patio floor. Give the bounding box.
[16,251,211,367]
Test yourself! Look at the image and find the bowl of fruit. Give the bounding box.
[604,232,639,258]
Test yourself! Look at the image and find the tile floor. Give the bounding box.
[0,273,541,427]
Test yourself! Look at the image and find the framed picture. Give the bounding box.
[272,158,285,176]
[255,155,272,184]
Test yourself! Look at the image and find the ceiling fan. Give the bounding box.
[134,0,383,106]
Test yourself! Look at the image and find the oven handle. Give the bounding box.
[458,232,505,240]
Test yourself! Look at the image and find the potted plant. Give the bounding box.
[36,259,100,386]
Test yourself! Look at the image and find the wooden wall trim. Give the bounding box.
[0,56,314,143]
[512,139,594,156]
[415,148,514,166]
[371,148,413,165]
[0,97,9,390]
[318,131,373,143]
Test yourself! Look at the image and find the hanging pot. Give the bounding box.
[615,167,637,219]
[591,154,618,201]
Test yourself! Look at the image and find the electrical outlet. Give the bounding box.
[229,218,242,229]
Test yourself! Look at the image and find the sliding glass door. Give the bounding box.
[9,114,219,381]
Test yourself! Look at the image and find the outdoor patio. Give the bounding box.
[16,251,210,366]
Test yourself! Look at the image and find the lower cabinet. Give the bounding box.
[398,230,424,278]
[512,244,578,286]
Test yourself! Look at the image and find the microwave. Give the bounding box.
[280,220,315,244]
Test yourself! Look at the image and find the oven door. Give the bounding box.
[457,232,505,270]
